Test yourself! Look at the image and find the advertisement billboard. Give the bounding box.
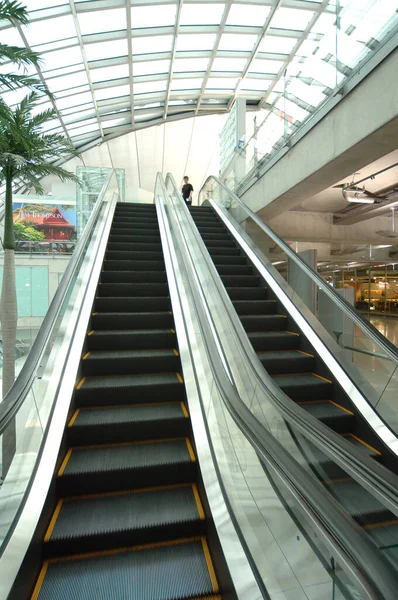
[13,202,77,254]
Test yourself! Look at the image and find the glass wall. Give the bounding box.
[234,0,398,189]
[320,262,398,317]
[0,267,49,318]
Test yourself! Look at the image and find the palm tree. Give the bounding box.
[0,1,43,93]
[0,92,80,399]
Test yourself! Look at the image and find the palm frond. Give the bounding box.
[0,1,30,26]
[0,44,41,68]
[21,162,79,184]
[0,72,47,93]
[17,171,44,195]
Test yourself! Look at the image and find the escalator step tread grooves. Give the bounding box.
[71,402,186,427]
[36,540,215,600]
[31,203,220,600]
[48,486,202,542]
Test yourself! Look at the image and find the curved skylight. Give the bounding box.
[1,0,396,152]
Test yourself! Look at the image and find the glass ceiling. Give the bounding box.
[1,0,397,152]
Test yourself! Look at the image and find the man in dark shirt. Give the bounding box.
[181,176,193,205]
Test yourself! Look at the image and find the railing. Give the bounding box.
[199,175,398,439]
[160,172,398,600]
[0,171,118,569]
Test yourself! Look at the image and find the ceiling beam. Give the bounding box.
[126,0,135,127]
[258,0,333,111]
[14,23,74,147]
[195,0,233,116]
[226,0,283,112]
[69,0,104,140]
[163,0,183,120]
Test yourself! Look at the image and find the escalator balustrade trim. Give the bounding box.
[28,203,221,600]
[189,203,398,572]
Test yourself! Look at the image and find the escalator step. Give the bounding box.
[81,348,180,376]
[273,373,333,401]
[68,402,189,445]
[212,255,246,265]
[103,260,165,272]
[94,296,171,312]
[91,311,173,330]
[57,438,196,495]
[105,251,164,263]
[221,275,259,287]
[98,283,169,297]
[45,484,204,557]
[34,538,218,600]
[106,250,164,268]
[248,331,300,350]
[101,271,167,284]
[86,329,177,351]
[326,479,394,526]
[216,265,253,275]
[233,300,276,315]
[227,287,267,300]
[298,400,355,433]
[112,220,159,228]
[208,247,241,256]
[196,226,227,234]
[241,314,288,331]
[257,350,315,374]
[109,234,161,244]
[204,239,236,248]
[106,242,162,252]
[76,372,184,406]
[110,226,160,236]
[200,233,232,241]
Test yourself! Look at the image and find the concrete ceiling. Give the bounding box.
[295,148,398,215]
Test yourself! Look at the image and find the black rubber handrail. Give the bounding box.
[159,173,398,600]
[0,170,115,435]
[198,175,398,365]
[168,172,398,516]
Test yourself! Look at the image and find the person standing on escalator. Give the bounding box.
[181,175,193,206]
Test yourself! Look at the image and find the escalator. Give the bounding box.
[188,203,398,571]
[29,202,222,600]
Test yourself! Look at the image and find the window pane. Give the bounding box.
[41,46,83,71]
[132,35,173,54]
[85,39,128,61]
[16,268,31,317]
[177,33,216,51]
[78,8,126,35]
[131,4,176,28]
[32,268,49,317]
[171,78,203,90]
[227,4,270,27]
[133,60,171,76]
[134,81,167,94]
[212,57,247,72]
[241,78,270,91]
[173,58,209,72]
[95,85,130,101]
[90,64,129,83]
[219,33,258,51]
[24,15,77,46]
[259,35,298,54]
[47,71,89,92]
[206,77,238,89]
[249,59,281,74]
[180,3,225,25]
[271,7,314,30]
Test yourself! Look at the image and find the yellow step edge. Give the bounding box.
[176,372,184,384]
[285,330,300,336]
[345,433,382,456]
[329,400,355,416]
[192,483,206,520]
[87,330,94,336]
[311,372,333,384]
[76,377,85,390]
[82,352,90,360]
[201,537,220,593]
[44,500,63,542]
[173,348,179,356]
[181,401,189,418]
[186,437,196,462]
[297,350,315,358]
[362,519,398,530]
[67,409,80,428]
[57,449,72,477]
